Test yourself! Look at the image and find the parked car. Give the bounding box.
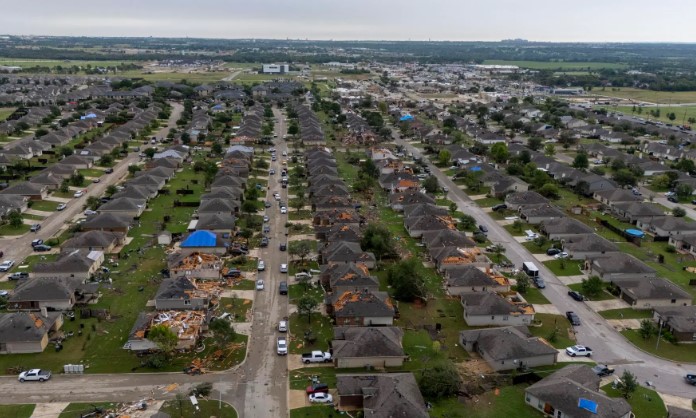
[568,291,585,301]
[554,251,569,259]
[223,268,242,278]
[31,239,44,248]
[565,345,592,357]
[257,260,265,271]
[18,369,51,382]
[279,281,288,295]
[260,237,269,247]
[533,277,546,289]
[104,168,114,174]
[302,351,332,364]
[478,224,488,234]
[278,320,288,332]
[256,279,265,291]
[277,337,288,355]
[295,272,312,281]
[492,204,508,212]
[30,224,41,232]
[263,215,270,223]
[306,383,330,394]
[309,393,333,404]
[57,203,67,211]
[92,178,101,183]
[280,263,288,273]
[566,311,581,326]
[280,206,287,214]
[279,243,287,251]
[74,190,85,198]
[33,244,52,252]
[592,365,615,377]
[668,196,678,203]
[0,260,15,272]
[264,201,272,208]
[263,225,270,234]
[546,248,561,256]
[8,272,28,280]
[684,374,696,385]
[84,210,97,216]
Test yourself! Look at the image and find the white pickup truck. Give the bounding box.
[18,369,51,382]
[277,337,288,356]
[301,350,332,364]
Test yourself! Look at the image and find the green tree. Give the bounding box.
[638,319,657,340]
[581,275,604,298]
[7,210,23,228]
[58,146,73,157]
[675,183,693,200]
[106,185,118,196]
[616,370,638,399]
[490,142,509,164]
[612,168,637,187]
[387,258,427,302]
[544,143,556,156]
[538,183,559,199]
[674,159,696,174]
[297,295,318,324]
[673,207,687,217]
[572,152,589,170]
[460,214,477,230]
[422,175,440,194]
[528,137,543,151]
[148,324,178,356]
[438,149,452,166]
[360,223,397,261]
[144,147,157,160]
[59,180,70,194]
[128,165,142,176]
[418,363,461,399]
[241,200,258,219]
[514,272,530,295]
[85,196,100,210]
[69,172,85,187]
[359,158,380,179]
[512,219,524,232]
[289,240,313,264]
[490,243,506,263]
[211,142,223,155]
[99,155,113,166]
[208,319,237,346]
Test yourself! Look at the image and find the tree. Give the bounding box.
[361,223,397,261]
[359,158,380,179]
[85,196,100,210]
[128,165,142,176]
[148,324,178,356]
[289,240,313,264]
[422,175,440,194]
[544,143,556,156]
[528,137,543,151]
[490,244,506,263]
[238,228,253,246]
[616,370,638,399]
[290,196,306,212]
[211,142,223,155]
[58,146,73,157]
[387,258,427,302]
[538,183,560,199]
[490,142,509,164]
[612,168,637,187]
[209,319,237,345]
[514,272,530,295]
[449,202,458,215]
[297,295,318,324]
[512,219,524,232]
[7,210,23,228]
[241,201,258,218]
[99,155,113,166]
[675,183,693,200]
[144,147,157,160]
[69,172,85,187]
[638,319,657,340]
[673,207,687,217]
[106,185,118,196]
[438,149,452,166]
[459,214,477,230]
[59,180,70,194]
[674,159,696,174]
[581,275,604,299]
[572,152,589,170]
[418,363,461,399]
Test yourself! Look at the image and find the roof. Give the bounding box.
[33,249,103,275]
[668,406,696,418]
[332,327,404,358]
[446,265,507,288]
[331,290,395,318]
[460,292,534,316]
[10,277,83,303]
[612,277,692,301]
[526,365,631,418]
[654,306,696,333]
[181,230,218,247]
[505,191,548,206]
[336,373,428,418]
[0,311,61,343]
[459,326,557,361]
[563,234,619,254]
[62,230,123,250]
[589,253,655,276]
[540,217,594,236]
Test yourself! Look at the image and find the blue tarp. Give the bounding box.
[80,113,97,120]
[625,229,645,238]
[578,398,598,414]
[469,166,482,171]
[181,230,217,247]
[399,114,414,122]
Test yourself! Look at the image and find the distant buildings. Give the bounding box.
[262,64,290,74]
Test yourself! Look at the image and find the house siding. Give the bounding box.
[336,356,405,369]
[463,313,533,327]
[1,335,48,354]
[482,352,556,371]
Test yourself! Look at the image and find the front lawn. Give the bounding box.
[289,366,337,390]
[290,406,336,418]
[474,197,504,208]
[599,308,653,320]
[430,384,542,418]
[542,259,584,276]
[527,313,576,349]
[601,383,667,418]
[217,297,253,322]
[289,282,323,305]
[622,329,696,362]
[29,200,60,212]
[160,399,238,418]
[0,404,34,418]
[288,312,333,354]
[58,403,118,418]
[567,283,615,301]
[519,287,551,305]
[78,168,106,178]
[0,223,30,236]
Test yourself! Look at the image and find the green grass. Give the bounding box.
[78,168,106,178]
[118,69,229,84]
[289,283,323,305]
[522,241,546,254]
[599,308,654,320]
[160,399,238,418]
[0,404,34,418]
[218,297,253,322]
[599,105,696,125]
[519,287,551,304]
[58,402,118,418]
[290,406,337,418]
[483,60,627,71]
[28,200,60,212]
[542,259,584,276]
[567,283,616,301]
[622,329,696,362]
[230,278,256,290]
[288,312,333,354]
[22,214,45,221]
[601,383,667,418]
[474,197,504,207]
[0,223,30,236]
[527,313,576,349]
[430,384,542,418]
[0,107,15,122]
[289,366,337,390]
[590,87,696,104]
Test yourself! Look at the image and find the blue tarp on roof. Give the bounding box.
[469,166,482,171]
[181,230,217,247]
[80,113,97,120]
[399,114,414,122]
[578,398,598,414]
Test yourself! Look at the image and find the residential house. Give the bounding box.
[405,214,457,238]
[179,230,228,256]
[97,197,146,219]
[539,217,594,241]
[563,235,619,260]
[505,191,548,211]
[459,326,558,371]
[155,276,211,310]
[612,202,664,224]
[389,191,436,212]
[585,253,656,281]
[593,188,643,206]
[653,306,696,342]
[61,230,124,253]
[637,216,696,238]
[81,213,132,234]
[519,204,565,225]
[491,176,529,198]
[320,241,376,269]
[461,292,535,326]
[31,249,104,281]
[336,373,429,417]
[8,277,87,311]
[421,229,476,249]
[59,155,93,169]
[0,182,48,201]
[0,311,64,354]
[195,213,236,235]
[668,234,696,257]
[0,195,29,217]
[444,265,510,295]
[167,252,222,280]
[327,290,396,326]
[320,262,379,293]
[525,364,631,418]
[611,277,692,310]
[332,327,406,368]
[432,246,490,272]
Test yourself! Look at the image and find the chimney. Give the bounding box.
[40,307,48,317]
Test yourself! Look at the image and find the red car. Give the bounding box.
[306,383,329,394]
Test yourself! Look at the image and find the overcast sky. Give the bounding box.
[2,0,695,42]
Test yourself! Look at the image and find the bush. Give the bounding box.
[144,353,168,369]
[666,245,677,253]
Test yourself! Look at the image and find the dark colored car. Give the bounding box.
[568,291,584,301]
[30,224,41,232]
[104,168,114,174]
[224,268,242,278]
[478,224,488,234]
[279,243,287,251]
[279,281,288,295]
[306,383,329,394]
[566,311,581,326]
[668,196,678,203]
[533,277,546,289]
[33,244,52,252]
[546,248,562,256]
[31,239,44,248]
[492,204,508,212]
[685,374,696,385]
[592,365,615,377]
[260,237,269,247]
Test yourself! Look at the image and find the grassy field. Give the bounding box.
[430,384,542,418]
[57,402,118,418]
[160,399,238,418]
[0,404,34,418]
[591,87,696,104]
[0,223,30,236]
[288,312,333,354]
[117,69,229,84]
[0,107,16,121]
[601,383,667,418]
[542,259,584,276]
[599,308,653,320]
[528,313,576,349]
[520,287,551,305]
[597,104,696,125]
[289,406,336,418]
[29,199,60,212]
[483,60,627,70]
[622,329,696,362]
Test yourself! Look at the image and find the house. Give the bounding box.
[525,364,631,418]
[519,204,565,225]
[336,373,429,417]
[32,250,104,281]
[389,191,436,212]
[421,229,476,249]
[167,252,222,280]
[637,216,696,238]
[444,265,510,295]
[563,235,619,260]
[668,407,696,418]
[320,262,379,293]
[61,230,124,253]
[433,246,490,272]
[669,234,696,257]
[593,188,643,206]
[0,195,29,217]
[0,182,48,201]
[328,290,396,326]
[611,277,692,310]
[123,310,207,352]
[505,191,548,211]
[405,214,457,238]
[59,155,93,169]
[459,326,558,371]
[491,177,529,198]
[539,217,594,241]
[321,241,376,269]
[81,213,132,234]
[332,327,406,368]
[611,202,664,225]
[653,306,696,342]
[155,276,211,311]
[461,292,535,326]
[8,277,90,311]
[179,230,228,256]
[0,311,64,354]
[195,213,236,235]
[585,253,656,281]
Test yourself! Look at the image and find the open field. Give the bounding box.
[117,70,230,84]
[622,330,696,363]
[0,58,138,69]
[597,104,696,125]
[0,107,16,121]
[482,60,627,70]
[590,87,696,104]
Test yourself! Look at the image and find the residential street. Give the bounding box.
[394,133,696,399]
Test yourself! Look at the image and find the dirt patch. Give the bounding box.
[457,357,494,375]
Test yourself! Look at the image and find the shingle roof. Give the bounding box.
[332,327,404,358]
[459,326,557,361]
[336,374,428,418]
